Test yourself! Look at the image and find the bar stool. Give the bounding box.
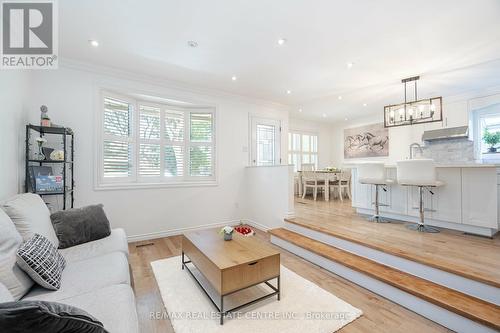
[357,163,394,223]
[397,159,444,233]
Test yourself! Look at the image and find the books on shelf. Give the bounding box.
[29,166,64,193]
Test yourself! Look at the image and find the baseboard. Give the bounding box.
[244,219,271,232]
[127,219,244,242]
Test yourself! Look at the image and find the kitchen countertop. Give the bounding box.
[343,162,500,168]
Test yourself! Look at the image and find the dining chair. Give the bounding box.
[302,170,325,201]
[329,169,351,201]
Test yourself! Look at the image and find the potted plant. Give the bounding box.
[220,226,234,241]
[483,129,500,153]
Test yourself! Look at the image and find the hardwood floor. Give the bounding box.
[292,196,500,287]
[129,229,451,332]
[269,228,500,330]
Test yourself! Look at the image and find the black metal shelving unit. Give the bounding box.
[25,124,75,210]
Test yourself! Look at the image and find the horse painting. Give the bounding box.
[344,123,389,158]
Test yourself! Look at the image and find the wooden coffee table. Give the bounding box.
[181,228,280,325]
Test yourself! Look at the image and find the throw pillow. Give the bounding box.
[0,300,108,333]
[1,193,59,247]
[0,209,34,300]
[51,204,111,249]
[16,234,66,290]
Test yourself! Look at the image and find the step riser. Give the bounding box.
[271,235,497,333]
[285,221,500,305]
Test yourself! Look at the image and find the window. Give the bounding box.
[288,131,318,171]
[98,92,215,188]
[472,105,500,161]
[250,117,281,166]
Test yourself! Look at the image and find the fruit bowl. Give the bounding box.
[234,226,255,236]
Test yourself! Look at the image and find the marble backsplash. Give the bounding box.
[419,138,475,163]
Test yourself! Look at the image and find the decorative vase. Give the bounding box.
[42,147,55,160]
[488,147,497,153]
[224,233,233,241]
[37,146,45,160]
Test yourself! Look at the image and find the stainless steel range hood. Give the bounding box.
[422,126,469,141]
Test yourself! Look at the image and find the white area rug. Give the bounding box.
[151,256,362,333]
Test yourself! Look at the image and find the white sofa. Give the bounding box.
[0,194,138,333]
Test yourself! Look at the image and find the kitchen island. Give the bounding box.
[349,163,500,237]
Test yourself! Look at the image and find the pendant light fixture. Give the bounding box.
[384,76,442,128]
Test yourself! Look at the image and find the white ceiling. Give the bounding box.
[60,0,500,121]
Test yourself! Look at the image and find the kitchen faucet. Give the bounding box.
[409,143,423,159]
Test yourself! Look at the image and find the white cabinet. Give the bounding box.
[349,165,499,235]
[351,169,372,209]
[380,168,407,215]
[462,168,498,228]
[433,168,462,223]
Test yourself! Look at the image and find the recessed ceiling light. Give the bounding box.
[231,76,237,81]
[322,113,327,118]
[88,40,99,47]
[298,108,302,113]
[286,90,292,95]
[187,40,198,48]
[363,103,368,107]
[277,38,287,46]
[344,117,348,121]
[347,62,354,69]
[338,95,343,100]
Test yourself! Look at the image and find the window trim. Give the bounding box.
[95,90,217,190]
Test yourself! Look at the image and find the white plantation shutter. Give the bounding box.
[139,105,160,140]
[189,112,214,177]
[164,110,185,177]
[102,97,134,178]
[100,93,216,186]
[288,131,319,171]
[139,143,161,176]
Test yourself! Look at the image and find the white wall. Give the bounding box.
[245,165,293,230]
[0,72,29,200]
[331,88,500,166]
[289,117,334,168]
[24,64,290,240]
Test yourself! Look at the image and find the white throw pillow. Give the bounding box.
[0,209,34,300]
[1,193,59,248]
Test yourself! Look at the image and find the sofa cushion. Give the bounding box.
[23,251,130,302]
[51,204,111,249]
[2,193,59,247]
[0,300,108,333]
[16,234,66,290]
[0,282,13,302]
[0,209,34,300]
[59,228,129,263]
[61,284,138,333]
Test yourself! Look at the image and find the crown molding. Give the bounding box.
[58,58,291,111]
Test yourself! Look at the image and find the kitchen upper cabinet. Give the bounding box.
[462,168,498,228]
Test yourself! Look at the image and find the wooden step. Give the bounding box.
[269,228,500,331]
[284,217,500,288]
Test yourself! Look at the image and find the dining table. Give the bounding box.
[297,169,342,201]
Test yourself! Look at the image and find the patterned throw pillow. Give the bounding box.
[16,234,66,290]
